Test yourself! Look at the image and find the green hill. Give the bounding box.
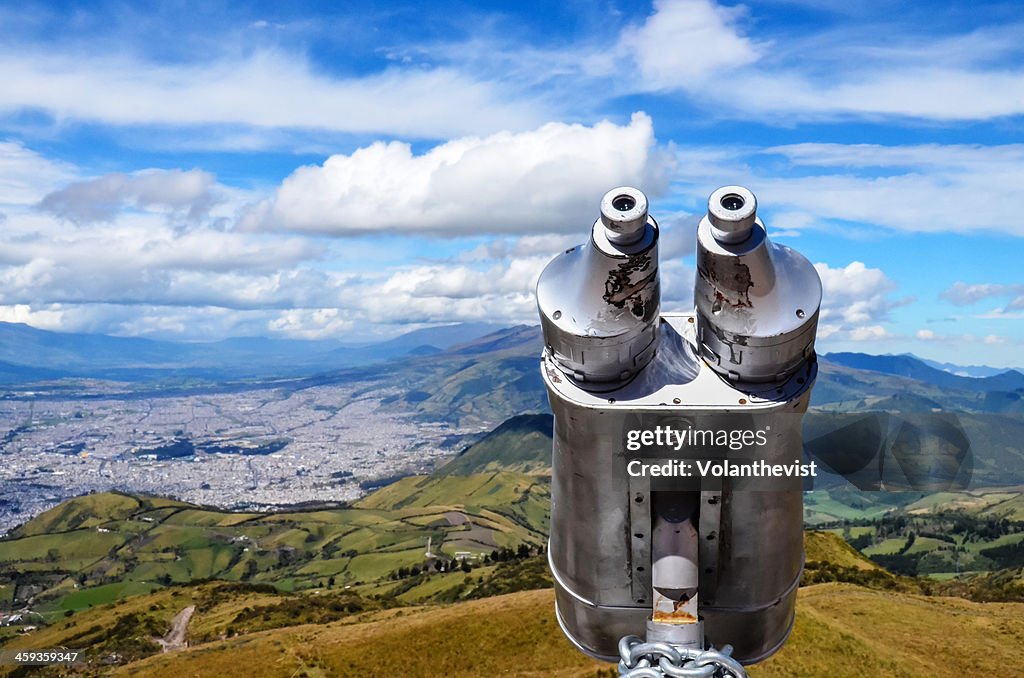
[9,494,190,538]
[439,413,552,475]
[367,326,546,427]
[0,477,550,618]
[3,484,1023,677]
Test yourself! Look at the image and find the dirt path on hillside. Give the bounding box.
[156,605,195,652]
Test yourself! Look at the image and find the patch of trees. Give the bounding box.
[801,561,899,589]
[869,553,920,576]
[980,541,1024,569]
[840,511,1022,554]
[485,543,540,563]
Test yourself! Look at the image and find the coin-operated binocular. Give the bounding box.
[536,186,822,667]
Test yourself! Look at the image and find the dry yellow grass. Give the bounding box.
[754,584,1024,677]
[110,584,1024,678]
[116,588,606,678]
[803,531,882,571]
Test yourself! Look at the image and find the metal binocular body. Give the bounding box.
[536,185,822,664]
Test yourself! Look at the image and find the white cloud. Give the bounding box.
[0,142,76,205]
[813,261,906,342]
[941,281,1024,325]
[984,334,1007,345]
[916,329,935,340]
[0,144,332,316]
[979,310,1024,320]
[739,68,1024,122]
[0,219,321,306]
[1,302,276,339]
[706,143,1024,236]
[941,281,1024,308]
[0,303,67,331]
[268,308,354,339]
[39,169,220,224]
[602,2,1024,122]
[659,258,697,308]
[378,257,549,300]
[765,143,1024,170]
[456,234,581,263]
[1,1,1022,154]
[849,325,888,342]
[240,113,672,236]
[619,0,760,90]
[0,49,546,139]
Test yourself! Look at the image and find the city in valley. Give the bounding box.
[0,380,482,534]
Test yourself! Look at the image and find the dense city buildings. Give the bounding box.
[0,381,479,533]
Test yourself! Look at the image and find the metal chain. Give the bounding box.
[617,636,748,678]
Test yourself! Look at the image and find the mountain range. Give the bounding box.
[3,320,1022,392]
[0,321,502,382]
[823,352,1024,392]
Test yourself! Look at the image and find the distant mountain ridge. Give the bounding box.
[823,352,1024,392]
[4,318,1021,397]
[0,321,502,382]
[918,356,1017,378]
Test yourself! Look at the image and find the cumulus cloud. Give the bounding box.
[240,113,672,236]
[0,236,332,310]
[619,0,760,90]
[0,143,334,319]
[814,261,906,342]
[0,302,278,339]
[378,257,549,300]
[39,169,220,224]
[0,142,575,339]
[2,172,325,315]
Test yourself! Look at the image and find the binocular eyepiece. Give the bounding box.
[537,185,822,390]
[535,185,662,390]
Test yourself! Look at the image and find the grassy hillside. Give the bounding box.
[803,531,882,571]
[439,413,552,475]
[363,326,546,427]
[2,496,1022,677]
[3,476,1020,620]
[4,584,1020,678]
[0,477,550,618]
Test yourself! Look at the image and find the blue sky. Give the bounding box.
[0,0,1022,367]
